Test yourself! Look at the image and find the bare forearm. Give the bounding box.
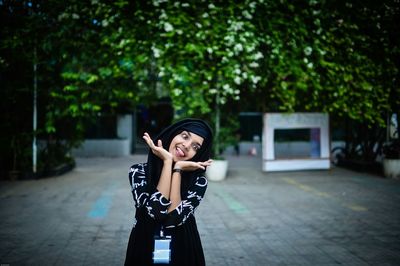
[168,172,182,212]
[157,159,173,199]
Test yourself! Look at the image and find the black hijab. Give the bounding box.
[146,118,213,193]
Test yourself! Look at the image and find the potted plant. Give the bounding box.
[206,158,229,181]
[382,138,400,179]
[206,99,238,181]
[144,5,262,180]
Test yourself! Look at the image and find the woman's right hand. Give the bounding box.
[174,159,213,172]
[142,132,173,162]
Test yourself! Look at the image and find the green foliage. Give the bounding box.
[1,0,398,175]
[148,1,262,109]
[136,1,264,155]
[252,0,398,126]
[131,0,398,155]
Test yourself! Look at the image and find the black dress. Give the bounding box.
[125,163,208,266]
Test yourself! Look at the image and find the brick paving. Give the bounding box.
[1,154,400,265]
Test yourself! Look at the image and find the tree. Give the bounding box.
[0,0,59,176]
[0,0,150,175]
[1,0,398,177]
[252,0,398,125]
[134,0,263,156]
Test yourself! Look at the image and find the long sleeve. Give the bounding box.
[129,163,171,220]
[163,175,208,228]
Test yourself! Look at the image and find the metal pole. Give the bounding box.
[33,46,37,174]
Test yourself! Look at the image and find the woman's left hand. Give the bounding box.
[174,159,213,172]
[142,132,173,162]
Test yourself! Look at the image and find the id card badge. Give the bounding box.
[153,228,171,264]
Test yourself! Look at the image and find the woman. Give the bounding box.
[125,118,213,265]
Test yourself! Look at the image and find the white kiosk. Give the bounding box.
[262,113,330,172]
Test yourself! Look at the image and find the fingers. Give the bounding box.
[197,163,205,170]
[143,132,156,149]
[177,160,213,172]
[199,160,213,170]
[196,160,212,170]
[199,160,213,166]
[142,132,151,143]
[143,133,163,148]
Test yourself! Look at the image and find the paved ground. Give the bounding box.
[1,154,400,266]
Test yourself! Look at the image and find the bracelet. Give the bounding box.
[172,168,182,174]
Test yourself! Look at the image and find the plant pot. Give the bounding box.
[206,159,229,181]
[383,159,400,179]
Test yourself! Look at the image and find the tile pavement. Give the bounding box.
[0,154,400,265]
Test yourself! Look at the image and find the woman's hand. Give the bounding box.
[143,132,173,162]
[174,159,213,172]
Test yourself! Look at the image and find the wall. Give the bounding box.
[72,114,133,157]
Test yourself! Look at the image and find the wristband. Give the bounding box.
[172,168,182,174]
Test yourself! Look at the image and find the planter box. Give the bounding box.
[42,161,76,178]
[206,160,229,181]
[337,158,382,175]
[72,138,130,157]
[383,159,400,179]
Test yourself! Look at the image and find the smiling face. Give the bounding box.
[169,130,204,162]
